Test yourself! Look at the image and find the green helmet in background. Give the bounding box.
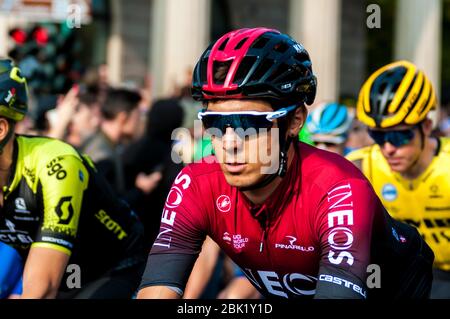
[299,125,315,146]
[0,59,28,122]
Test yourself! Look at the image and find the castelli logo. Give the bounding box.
[216,195,231,213]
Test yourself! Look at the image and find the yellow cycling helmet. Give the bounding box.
[357,60,436,128]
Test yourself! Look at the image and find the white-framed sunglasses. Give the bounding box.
[197,105,297,133]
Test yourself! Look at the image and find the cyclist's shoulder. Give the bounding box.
[17,135,81,162]
[184,155,223,178]
[299,143,372,191]
[16,135,86,184]
[299,142,364,178]
[438,137,450,156]
[345,144,378,162]
[430,137,450,178]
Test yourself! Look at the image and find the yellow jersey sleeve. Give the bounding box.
[345,146,376,181]
[32,155,89,255]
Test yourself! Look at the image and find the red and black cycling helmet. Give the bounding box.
[192,28,317,107]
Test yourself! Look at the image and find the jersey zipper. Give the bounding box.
[259,213,269,253]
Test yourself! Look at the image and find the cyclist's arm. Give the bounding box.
[22,154,89,298]
[137,168,208,299]
[137,285,180,299]
[218,277,261,299]
[184,236,220,299]
[21,247,69,298]
[313,179,377,299]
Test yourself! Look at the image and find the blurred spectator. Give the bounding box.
[83,88,141,195]
[82,64,110,104]
[437,105,450,137]
[46,85,79,139]
[122,98,185,248]
[68,89,102,149]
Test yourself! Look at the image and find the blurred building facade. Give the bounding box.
[0,0,448,109]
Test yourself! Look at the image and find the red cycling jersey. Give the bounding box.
[141,142,432,299]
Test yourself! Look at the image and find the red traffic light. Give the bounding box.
[33,27,49,46]
[10,28,27,45]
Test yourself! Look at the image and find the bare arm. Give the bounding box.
[183,237,220,299]
[21,247,70,299]
[137,286,181,299]
[137,237,219,300]
[47,86,79,139]
[218,277,261,299]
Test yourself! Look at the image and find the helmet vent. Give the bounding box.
[234,38,248,50]
[234,56,257,84]
[267,63,290,82]
[273,42,289,54]
[249,58,274,82]
[278,69,300,84]
[200,58,208,83]
[251,37,269,49]
[213,61,232,84]
[218,38,229,51]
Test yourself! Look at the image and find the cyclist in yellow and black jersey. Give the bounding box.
[347,60,450,298]
[0,60,145,298]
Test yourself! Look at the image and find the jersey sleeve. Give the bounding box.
[312,178,379,299]
[32,155,89,256]
[139,166,209,292]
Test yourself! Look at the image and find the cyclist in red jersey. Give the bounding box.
[137,28,433,299]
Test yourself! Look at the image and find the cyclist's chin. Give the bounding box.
[387,160,410,173]
[222,165,264,188]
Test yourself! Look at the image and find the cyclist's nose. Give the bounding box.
[381,141,397,155]
[222,127,244,151]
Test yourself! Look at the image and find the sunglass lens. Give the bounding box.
[368,130,386,145]
[201,114,273,134]
[389,130,415,147]
[368,129,415,147]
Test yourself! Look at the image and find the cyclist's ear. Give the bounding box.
[287,105,307,137]
[0,117,11,141]
[421,118,433,136]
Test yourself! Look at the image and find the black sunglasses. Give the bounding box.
[368,125,420,147]
[198,105,297,136]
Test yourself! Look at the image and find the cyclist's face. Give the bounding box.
[314,139,345,155]
[207,99,281,188]
[72,103,100,137]
[121,107,140,143]
[376,124,423,173]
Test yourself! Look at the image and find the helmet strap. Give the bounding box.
[404,124,425,174]
[240,118,293,191]
[418,124,425,151]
